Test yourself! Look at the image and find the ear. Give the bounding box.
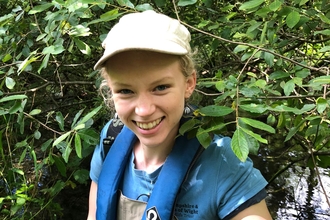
[185,71,197,99]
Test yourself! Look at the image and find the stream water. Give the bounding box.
[252,150,330,220]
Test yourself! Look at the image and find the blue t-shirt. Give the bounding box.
[90,122,268,219]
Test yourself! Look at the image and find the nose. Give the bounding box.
[134,94,156,117]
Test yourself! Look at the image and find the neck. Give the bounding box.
[133,140,174,173]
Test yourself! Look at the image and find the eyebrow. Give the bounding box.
[112,76,174,87]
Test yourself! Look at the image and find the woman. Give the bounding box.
[88,10,272,220]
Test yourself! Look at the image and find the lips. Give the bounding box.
[135,118,162,130]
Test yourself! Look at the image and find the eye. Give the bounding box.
[155,85,168,91]
[118,89,133,94]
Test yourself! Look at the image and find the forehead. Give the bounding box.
[104,50,181,72]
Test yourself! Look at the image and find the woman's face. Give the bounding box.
[105,50,196,149]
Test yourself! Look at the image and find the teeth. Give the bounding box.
[136,118,162,130]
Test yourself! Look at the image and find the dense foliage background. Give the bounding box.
[1,0,329,219]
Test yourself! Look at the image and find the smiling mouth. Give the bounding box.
[135,117,163,130]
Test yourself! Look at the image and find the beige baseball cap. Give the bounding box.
[94,10,191,70]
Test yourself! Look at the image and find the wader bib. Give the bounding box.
[97,126,202,220]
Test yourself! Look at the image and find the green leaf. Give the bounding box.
[49,180,65,197]
[28,3,53,14]
[198,105,233,117]
[53,131,71,147]
[5,77,15,89]
[42,45,65,55]
[88,10,122,25]
[269,70,290,79]
[73,38,91,55]
[178,0,197,6]
[319,46,330,52]
[29,109,41,116]
[310,75,330,85]
[263,51,274,66]
[53,155,67,177]
[56,112,65,131]
[72,109,84,128]
[74,105,102,128]
[233,45,249,53]
[41,139,53,152]
[196,128,212,148]
[78,129,99,145]
[240,104,268,113]
[34,130,41,139]
[69,25,91,37]
[2,53,12,62]
[18,51,39,74]
[286,11,300,28]
[179,118,199,135]
[231,129,249,162]
[135,4,153,11]
[269,0,281,11]
[62,143,72,163]
[38,53,50,73]
[283,79,295,96]
[73,169,90,184]
[0,95,27,103]
[239,117,275,133]
[74,134,82,158]
[239,0,265,10]
[116,0,135,8]
[284,126,298,142]
[314,29,330,36]
[316,97,328,114]
[240,127,268,144]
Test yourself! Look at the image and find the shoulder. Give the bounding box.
[202,134,240,164]
[89,120,113,183]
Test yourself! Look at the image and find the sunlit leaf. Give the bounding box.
[63,144,72,163]
[239,0,264,10]
[28,3,53,14]
[135,3,153,11]
[53,131,71,147]
[75,134,82,158]
[231,128,249,162]
[319,46,330,52]
[178,0,197,6]
[5,77,15,89]
[0,95,27,103]
[73,38,91,55]
[29,109,41,116]
[240,104,268,113]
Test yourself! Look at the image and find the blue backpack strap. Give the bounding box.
[102,117,124,158]
[97,126,137,220]
[142,133,201,220]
